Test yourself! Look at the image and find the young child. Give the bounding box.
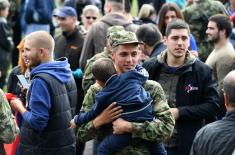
[71,58,166,155]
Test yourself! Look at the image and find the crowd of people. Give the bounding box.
[0,0,235,155]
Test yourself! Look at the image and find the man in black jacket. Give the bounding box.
[143,19,220,155]
[191,70,235,155]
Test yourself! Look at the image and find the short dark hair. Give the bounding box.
[107,0,123,12]
[165,19,190,36]
[223,71,235,107]
[92,58,116,83]
[136,24,162,46]
[209,14,232,38]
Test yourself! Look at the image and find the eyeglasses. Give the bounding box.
[86,16,97,20]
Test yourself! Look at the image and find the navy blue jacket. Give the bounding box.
[25,0,55,24]
[75,66,154,126]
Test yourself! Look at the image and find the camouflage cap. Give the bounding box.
[107,26,125,38]
[110,30,141,48]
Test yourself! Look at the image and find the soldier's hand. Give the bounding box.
[70,119,77,128]
[170,108,179,120]
[112,118,133,134]
[93,102,123,129]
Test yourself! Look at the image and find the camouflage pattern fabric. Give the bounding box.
[77,80,175,155]
[182,0,228,62]
[0,89,19,154]
[82,47,112,92]
[110,30,140,48]
[107,25,125,38]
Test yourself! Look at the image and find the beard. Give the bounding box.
[208,34,220,44]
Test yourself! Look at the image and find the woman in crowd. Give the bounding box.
[81,5,100,34]
[158,3,198,54]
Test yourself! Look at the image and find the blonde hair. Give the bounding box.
[138,4,156,19]
[82,5,100,17]
[17,38,27,73]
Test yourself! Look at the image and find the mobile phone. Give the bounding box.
[17,75,30,90]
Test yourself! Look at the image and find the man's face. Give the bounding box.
[206,21,220,43]
[111,44,140,74]
[58,16,76,33]
[23,39,41,68]
[164,29,190,58]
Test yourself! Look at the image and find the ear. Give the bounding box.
[39,48,46,57]
[224,92,229,109]
[220,29,226,37]
[104,3,111,13]
[163,36,167,45]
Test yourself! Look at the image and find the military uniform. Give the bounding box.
[77,80,175,154]
[182,0,228,61]
[77,29,175,154]
[0,89,18,155]
[82,48,111,92]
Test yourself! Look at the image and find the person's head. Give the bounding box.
[223,70,235,111]
[104,0,123,14]
[164,19,190,59]
[81,5,100,31]
[92,58,116,85]
[136,23,163,56]
[0,0,9,18]
[17,38,27,73]
[54,6,77,33]
[23,31,54,68]
[110,30,141,74]
[158,3,184,36]
[138,4,156,21]
[206,14,232,43]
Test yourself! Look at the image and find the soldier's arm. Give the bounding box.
[0,90,18,143]
[131,80,175,142]
[76,84,122,142]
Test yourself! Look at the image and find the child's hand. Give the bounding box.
[70,119,77,128]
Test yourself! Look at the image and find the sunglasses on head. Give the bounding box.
[86,16,97,20]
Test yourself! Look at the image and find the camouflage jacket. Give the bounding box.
[77,80,175,154]
[182,0,228,61]
[82,47,112,92]
[0,90,19,154]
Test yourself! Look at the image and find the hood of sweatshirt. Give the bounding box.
[30,57,72,83]
[101,12,134,27]
[157,50,196,72]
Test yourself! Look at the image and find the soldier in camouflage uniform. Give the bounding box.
[182,0,228,62]
[77,30,175,155]
[0,89,19,155]
[82,25,125,92]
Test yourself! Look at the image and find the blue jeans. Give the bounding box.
[26,24,50,35]
[97,133,167,155]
